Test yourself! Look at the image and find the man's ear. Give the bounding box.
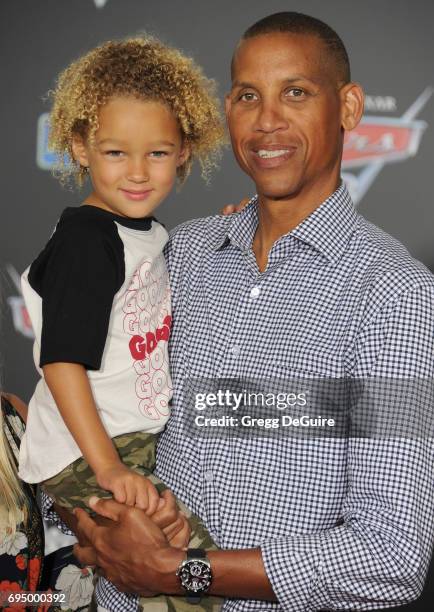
[71,134,89,168]
[340,82,364,132]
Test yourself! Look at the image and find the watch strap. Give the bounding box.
[185,548,209,604]
[187,548,206,560]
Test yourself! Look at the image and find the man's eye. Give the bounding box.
[286,88,305,98]
[238,92,257,102]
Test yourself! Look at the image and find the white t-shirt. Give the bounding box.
[19,205,172,483]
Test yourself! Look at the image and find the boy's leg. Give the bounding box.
[43,433,223,611]
[119,434,224,611]
[135,471,223,611]
[42,459,111,512]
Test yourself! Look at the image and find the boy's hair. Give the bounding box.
[234,12,350,84]
[49,36,226,186]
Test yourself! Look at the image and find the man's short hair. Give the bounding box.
[236,11,351,84]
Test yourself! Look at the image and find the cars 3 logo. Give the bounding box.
[342,87,432,203]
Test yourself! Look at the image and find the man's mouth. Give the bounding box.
[256,149,291,159]
[251,145,297,167]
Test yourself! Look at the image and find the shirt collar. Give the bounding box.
[211,182,358,264]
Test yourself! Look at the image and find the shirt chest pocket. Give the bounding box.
[263,352,349,433]
[272,350,345,378]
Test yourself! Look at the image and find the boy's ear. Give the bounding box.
[71,134,89,168]
[177,144,190,167]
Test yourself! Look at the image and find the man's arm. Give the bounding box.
[74,497,276,600]
[75,283,434,609]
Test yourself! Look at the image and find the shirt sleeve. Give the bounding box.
[260,283,434,611]
[29,217,124,370]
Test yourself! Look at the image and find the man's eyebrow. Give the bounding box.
[231,75,321,89]
[231,80,255,90]
[284,76,322,85]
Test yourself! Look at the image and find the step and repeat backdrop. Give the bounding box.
[1,0,433,607]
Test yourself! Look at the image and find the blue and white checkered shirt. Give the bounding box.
[44,183,434,611]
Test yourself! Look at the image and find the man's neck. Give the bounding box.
[253,177,341,273]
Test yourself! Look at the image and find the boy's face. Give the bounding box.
[72,97,188,218]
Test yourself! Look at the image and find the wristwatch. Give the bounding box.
[176,548,213,604]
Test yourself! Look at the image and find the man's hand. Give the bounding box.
[96,463,160,514]
[73,497,184,595]
[152,490,191,548]
[221,197,250,215]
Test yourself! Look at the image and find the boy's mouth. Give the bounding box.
[120,188,154,201]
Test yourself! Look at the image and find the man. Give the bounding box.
[73,12,434,611]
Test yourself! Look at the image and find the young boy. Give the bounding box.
[19,36,225,611]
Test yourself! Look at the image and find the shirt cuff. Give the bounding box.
[40,490,75,536]
[261,533,324,612]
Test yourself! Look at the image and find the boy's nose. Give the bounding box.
[127,160,150,182]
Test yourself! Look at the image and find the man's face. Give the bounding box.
[226,33,347,202]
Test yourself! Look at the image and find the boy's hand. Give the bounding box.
[96,463,160,515]
[221,197,250,216]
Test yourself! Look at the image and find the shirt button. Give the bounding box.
[250,286,260,299]
[230,345,241,357]
[204,470,214,482]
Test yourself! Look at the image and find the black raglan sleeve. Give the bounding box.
[28,216,125,370]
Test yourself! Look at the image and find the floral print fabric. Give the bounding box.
[0,397,93,611]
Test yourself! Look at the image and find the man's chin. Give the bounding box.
[251,171,304,201]
[257,185,303,202]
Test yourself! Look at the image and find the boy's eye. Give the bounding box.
[150,151,169,158]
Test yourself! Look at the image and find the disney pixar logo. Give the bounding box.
[342,87,432,204]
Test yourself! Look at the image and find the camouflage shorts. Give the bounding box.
[43,431,223,612]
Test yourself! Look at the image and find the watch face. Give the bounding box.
[179,560,212,592]
[190,562,203,577]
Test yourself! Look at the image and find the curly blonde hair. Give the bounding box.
[48,36,226,186]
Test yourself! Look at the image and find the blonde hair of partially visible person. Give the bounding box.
[0,398,26,533]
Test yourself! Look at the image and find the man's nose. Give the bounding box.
[254,99,288,133]
[127,158,150,182]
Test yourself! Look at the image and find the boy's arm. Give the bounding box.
[43,362,159,513]
[43,362,120,475]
